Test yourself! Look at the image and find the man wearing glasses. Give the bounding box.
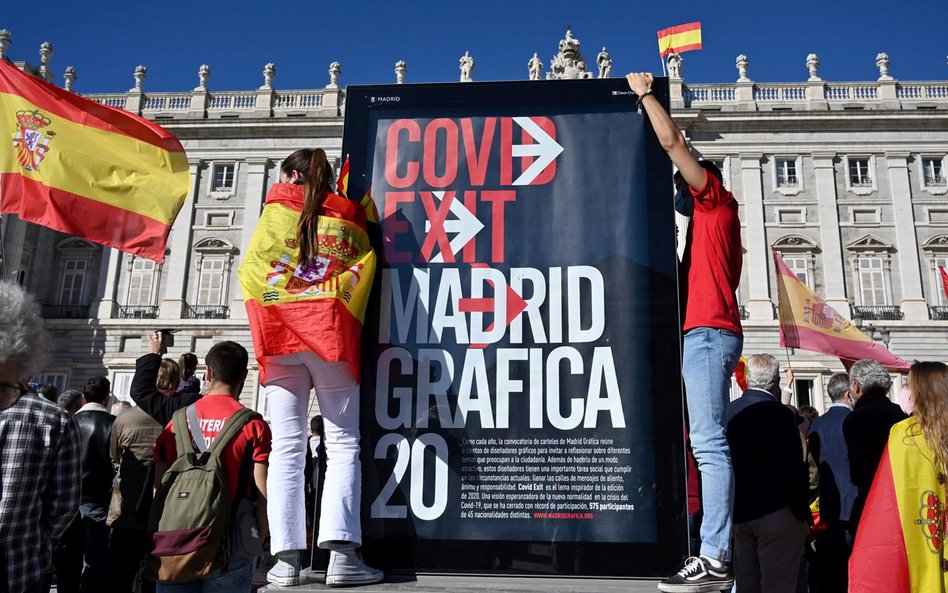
[0,281,81,593]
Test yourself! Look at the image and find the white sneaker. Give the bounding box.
[326,548,384,587]
[267,552,301,586]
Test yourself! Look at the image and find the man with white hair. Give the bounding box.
[842,358,906,532]
[726,354,810,593]
[0,281,81,593]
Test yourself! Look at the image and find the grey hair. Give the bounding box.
[747,354,781,392]
[827,372,851,402]
[0,281,48,379]
[58,389,84,413]
[850,358,892,397]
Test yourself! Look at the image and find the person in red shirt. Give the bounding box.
[152,341,271,592]
[627,72,744,593]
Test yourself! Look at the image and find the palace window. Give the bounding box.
[127,258,157,306]
[783,255,811,289]
[848,158,872,187]
[197,257,226,306]
[213,163,236,192]
[59,259,87,305]
[857,257,888,306]
[776,159,798,188]
[922,157,947,191]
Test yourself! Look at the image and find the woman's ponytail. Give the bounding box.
[295,148,334,264]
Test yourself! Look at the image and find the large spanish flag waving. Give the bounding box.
[0,58,189,262]
[657,22,703,59]
[849,419,948,592]
[773,249,910,371]
[238,184,376,382]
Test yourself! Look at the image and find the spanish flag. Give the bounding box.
[336,155,349,198]
[939,266,948,302]
[773,249,910,370]
[657,22,703,59]
[849,418,948,592]
[238,183,376,383]
[0,58,189,262]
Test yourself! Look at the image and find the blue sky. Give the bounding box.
[3,1,946,93]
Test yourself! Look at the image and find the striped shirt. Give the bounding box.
[0,393,81,593]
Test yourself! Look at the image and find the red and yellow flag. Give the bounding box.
[939,266,948,302]
[657,22,703,58]
[237,184,376,382]
[336,155,350,198]
[849,419,948,592]
[0,59,189,262]
[773,249,910,371]
[733,356,748,391]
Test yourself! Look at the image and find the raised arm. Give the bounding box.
[626,72,707,192]
[130,332,200,426]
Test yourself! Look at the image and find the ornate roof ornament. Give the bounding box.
[547,27,593,80]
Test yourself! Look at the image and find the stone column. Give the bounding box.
[886,152,928,320]
[740,154,772,318]
[92,247,121,318]
[812,154,849,313]
[159,161,202,318]
[231,159,269,319]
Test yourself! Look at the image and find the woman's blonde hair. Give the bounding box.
[156,358,181,393]
[909,361,948,475]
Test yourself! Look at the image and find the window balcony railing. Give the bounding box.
[183,304,230,319]
[929,306,948,321]
[739,305,749,320]
[852,305,904,321]
[42,304,90,319]
[112,304,159,319]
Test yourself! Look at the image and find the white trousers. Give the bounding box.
[264,351,362,553]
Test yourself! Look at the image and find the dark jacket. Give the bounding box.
[809,404,858,524]
[843,391,907,528]
[74,404,116,506]
[726,388,810,524]
[107,405,162,529]
[130,353,201,426]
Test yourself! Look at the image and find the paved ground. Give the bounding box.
[259,570,664,592]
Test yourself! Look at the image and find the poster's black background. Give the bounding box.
[341,78,687,577]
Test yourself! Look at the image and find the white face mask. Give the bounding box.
[898,386,914,415]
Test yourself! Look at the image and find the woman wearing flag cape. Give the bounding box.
[238,148,381,587]
[849,361,948,592]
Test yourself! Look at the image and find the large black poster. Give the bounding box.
[342,79,687,576]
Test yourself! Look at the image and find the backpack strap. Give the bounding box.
[208,408,259,456]
[185,404,210,453]
[171,407,193,458]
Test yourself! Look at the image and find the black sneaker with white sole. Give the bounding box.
[657,555,734,593]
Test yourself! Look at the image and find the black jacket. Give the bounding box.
[130,353,201,426]
[809,405,858,524]
[726,388,810,524]
[74,406,116,506]
[843,391,907,528]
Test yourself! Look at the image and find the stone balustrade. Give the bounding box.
[678,79,948,110]
[85,86,342,118]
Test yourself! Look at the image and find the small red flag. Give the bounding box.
[336,155,350,198]
[939,266,948,302]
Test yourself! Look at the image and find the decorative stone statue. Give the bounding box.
[736,54,750,82]
[806,54,820,81]
[63,66,76,92]
[528,52,543,80]
[196,64,210,91]
[459,51,474,82]
[131,65,146,92]
[261,63,276,89]
[0,30,11,61]
[596,47,612,78]
[876,52,892,80]
[395,60,407,84]
[667,53,683,79]
[39,41,53,82]
[328,61,341,88]
[546,27,593,80]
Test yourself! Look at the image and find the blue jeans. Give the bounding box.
[155,556,254,593]
[682,327,743,563]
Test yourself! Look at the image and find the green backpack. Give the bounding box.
[147,405,257,583]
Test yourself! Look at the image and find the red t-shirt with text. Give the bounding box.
[683,172,743,335]
[154,395,272,500]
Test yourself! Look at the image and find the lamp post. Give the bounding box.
[852,313,891,348]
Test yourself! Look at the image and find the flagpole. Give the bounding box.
[660,54,667,77]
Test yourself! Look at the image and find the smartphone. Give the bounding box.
[159,329,178,349]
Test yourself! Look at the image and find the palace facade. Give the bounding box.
[3,30,947,412]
